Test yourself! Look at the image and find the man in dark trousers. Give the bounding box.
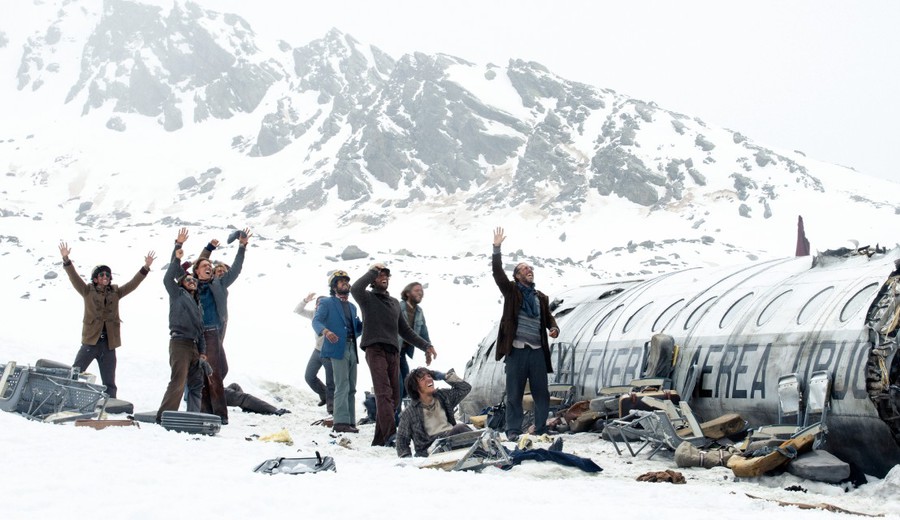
[491,227,559,442]
[187,228,251,424]
[157,228,206,423]
[351,263,437,447]
[59,241,156,398]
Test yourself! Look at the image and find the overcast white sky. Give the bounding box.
[190,1,899,183]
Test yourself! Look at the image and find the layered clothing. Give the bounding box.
[395,373,471,458]
[313,296,362,425]
[491,250,557,373]
[157,243,205,422]
[351,268,434,446]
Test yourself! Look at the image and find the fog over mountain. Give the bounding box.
[2,0,899,275]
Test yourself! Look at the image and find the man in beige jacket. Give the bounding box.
[59,241,155,398]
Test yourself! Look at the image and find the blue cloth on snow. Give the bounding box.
[505,448,603,473]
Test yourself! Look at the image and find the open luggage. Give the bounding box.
[160,410,221,435]
[254,452,336,474]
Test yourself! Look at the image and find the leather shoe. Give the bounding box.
[333,423,359,433]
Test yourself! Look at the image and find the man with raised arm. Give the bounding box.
[491,227,559,442]
[59,241,155,398]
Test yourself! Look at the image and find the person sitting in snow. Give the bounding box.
[395,367,472,457]
[59,240,156,398]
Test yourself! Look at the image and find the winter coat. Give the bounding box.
[491,250,558,372]
[164,244,206,354]
[312,297,362,360]
[398,303,430,359]
[395,373,472,458]
[350,268,431,352]
[63,261,149,349]
[197,242,246,327]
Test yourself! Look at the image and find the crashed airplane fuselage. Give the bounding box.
[462,247,900,478]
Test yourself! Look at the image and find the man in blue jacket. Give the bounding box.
[186,228,251,424]
[313,270,363,433]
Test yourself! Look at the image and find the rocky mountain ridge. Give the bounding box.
[2,0,898,268]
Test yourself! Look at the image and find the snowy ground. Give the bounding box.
[1,225,899,519]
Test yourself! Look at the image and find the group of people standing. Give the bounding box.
[59,226,561,457]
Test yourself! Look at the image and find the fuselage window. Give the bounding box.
[797,287,835,325]
[653,299,685,332]
[719,292,755,329]
[684,296,717,330]
[757,290,792,326]
[623,302,654,334]
[840,283,878,323]
[593,305,624,336]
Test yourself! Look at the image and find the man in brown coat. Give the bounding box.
[491,227,559,441]
[59,241,156,398]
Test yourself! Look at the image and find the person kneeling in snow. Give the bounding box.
[395,367,472,457]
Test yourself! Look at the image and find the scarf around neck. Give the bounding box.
[517,282,540,318]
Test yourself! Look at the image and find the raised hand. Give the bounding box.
[144,251,157,269]
[239,228,252,246]
[210,239,220,248]
[59,241,71,259]
[176,227,189,244]
[493,227,505,247]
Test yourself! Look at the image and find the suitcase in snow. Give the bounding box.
[160,410,221,435]
[254,452,336,475]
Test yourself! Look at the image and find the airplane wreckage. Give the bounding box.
[462,244,900,478]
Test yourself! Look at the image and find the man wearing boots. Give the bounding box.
[187,228,251,425]
[156,228,206,423]
[491,227,559,442]
[59,241,156,398]
[313,270,363,433]
[351,263,437,447]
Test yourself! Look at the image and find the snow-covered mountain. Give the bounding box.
[2,0,898,276]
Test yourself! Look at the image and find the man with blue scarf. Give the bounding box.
[491,227,559,442]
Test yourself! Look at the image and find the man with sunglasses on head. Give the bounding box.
[59,240,156,398]
[491,227,559,442]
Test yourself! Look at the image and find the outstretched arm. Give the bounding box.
[491,227,513,294]
[118,250,156,297]
[59,240,88,294]
[164,230,187,295]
